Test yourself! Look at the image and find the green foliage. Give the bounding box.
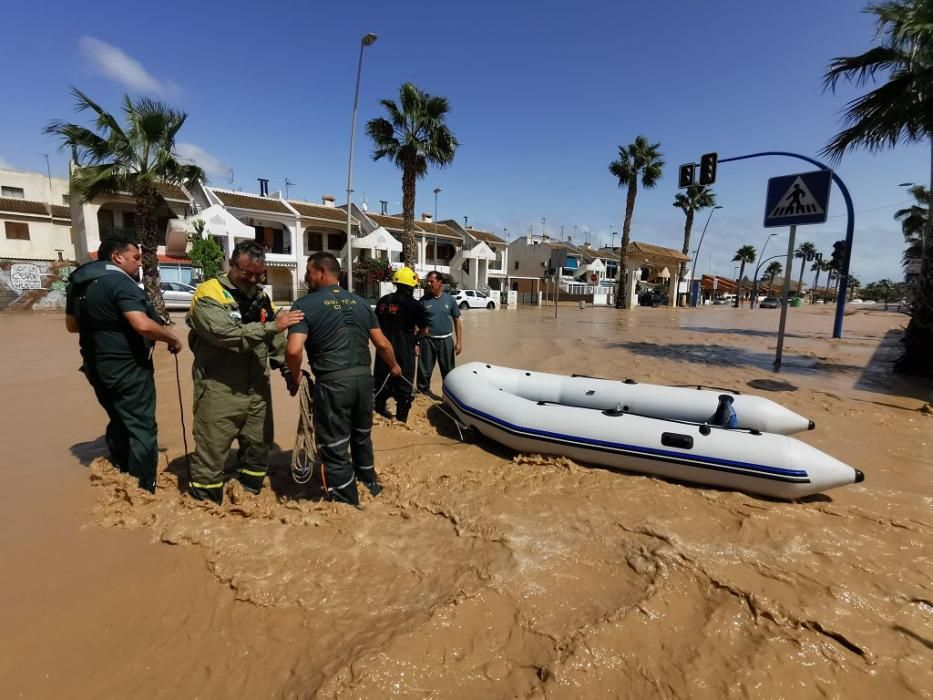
[354,257,395,283]
[366,83,459,267]
[188,221,224,280]
[608,135,665,308]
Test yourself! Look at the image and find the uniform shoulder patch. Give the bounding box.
[193,278,232,305]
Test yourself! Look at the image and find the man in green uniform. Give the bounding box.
[186,240,304,503]
[417,271,463,395]
[286,252,401,506]
[374,266,428,423]
[66,238,182,492]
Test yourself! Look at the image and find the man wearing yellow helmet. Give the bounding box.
[374,266,429,422]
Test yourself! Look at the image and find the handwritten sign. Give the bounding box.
[10,264,42,290]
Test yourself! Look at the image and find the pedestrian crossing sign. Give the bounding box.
[763,169,832,227]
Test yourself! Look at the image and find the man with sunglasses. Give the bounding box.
[186,240,304,503]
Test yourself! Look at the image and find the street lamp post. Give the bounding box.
[344,32,378,292]
[690,205,723,307]
[433,187,442,270]
[750,232,778,308]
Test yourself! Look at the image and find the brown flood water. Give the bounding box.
[0,305,930,698]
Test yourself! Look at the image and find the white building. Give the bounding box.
[0,168,76,310]
[0,167,74,262]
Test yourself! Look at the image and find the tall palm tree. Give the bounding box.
[794,241,818,297]
[765,261,783,294]
[895,183,928,273]
[732,245,756,307]
[609,136,664,308]
[811,258,832,302]
[366,83,458,268]
[45,88,204,319]
[673,185,716,285]
[823,0,933,376]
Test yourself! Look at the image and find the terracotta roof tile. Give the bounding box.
[420,221,463,240]
[212,189,292,214]
[628,241,689,262]
[0,197,51,216]
[366,213,420,232]
[289,200,356,225]
[156,182,189,201]
[464,227,504,244]
[49,204,71,220]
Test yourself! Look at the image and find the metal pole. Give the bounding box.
[690,206,721,307]
[751,233,776,308]
[717,151,854,338]
[344,34,377,292]
[433,187,441,270]
[774,225,797,371]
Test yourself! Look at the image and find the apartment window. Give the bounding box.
[514,261,519,270]
[306,231,323,252]
[61,195,70,205]
[2,186,25,199]
[326,232,346,251]
[5,222,29,240]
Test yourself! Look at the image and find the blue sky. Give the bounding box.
[1,0,925,283]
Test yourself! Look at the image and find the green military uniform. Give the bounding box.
[66,260,162,492]
[289,284,379,506]
[186,273,285,503]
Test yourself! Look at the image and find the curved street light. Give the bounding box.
[344,32,378,292]
[750,232,778,308]
[689,205,723,306]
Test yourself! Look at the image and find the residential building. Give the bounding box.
[441,220,508,290]
[0,167,76,310]
[0,167,74,262]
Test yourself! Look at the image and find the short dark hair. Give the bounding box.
[426,270,445,283]
[231,240,266,266]
[98,237,138,262]
[308,251,341,277]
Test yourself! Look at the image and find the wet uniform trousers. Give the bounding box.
[313,366,375,505]
[66,261,161,492]
[418,292,461,394]
[86,358,158,491]
[186,275,284,503]
[290,284,381,506]
[374,289,428,422]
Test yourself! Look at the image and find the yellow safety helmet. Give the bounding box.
[392,267,419,287]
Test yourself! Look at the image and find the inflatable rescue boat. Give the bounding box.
[442,362,863,500]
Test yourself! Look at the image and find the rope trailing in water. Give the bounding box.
[290,372,317,484]
[174,353,191,472]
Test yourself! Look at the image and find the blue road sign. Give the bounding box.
[763,169,832,228]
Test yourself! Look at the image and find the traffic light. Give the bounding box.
[831,240,846,268]
[699,152,718,186]
[678,163,695,188]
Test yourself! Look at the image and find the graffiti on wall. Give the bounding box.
[0,260,74,311]
[10,264,42,290]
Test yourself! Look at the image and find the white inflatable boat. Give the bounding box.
[442,362,863,500]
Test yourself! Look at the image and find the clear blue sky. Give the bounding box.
[1,0,925,283]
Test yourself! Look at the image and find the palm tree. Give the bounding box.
[811,258,832,302]
[673,185,716,285]
[609,136,664,308]
[895,184,928,273]
[848,275,862,301]
[794,241,817,298]
[45,88,204,319]
[732,245,756,307]
[822,0,933,375]
[765,261,783,294]
[366,83,458,268]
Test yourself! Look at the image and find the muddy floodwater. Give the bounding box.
[0,305,930,698]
